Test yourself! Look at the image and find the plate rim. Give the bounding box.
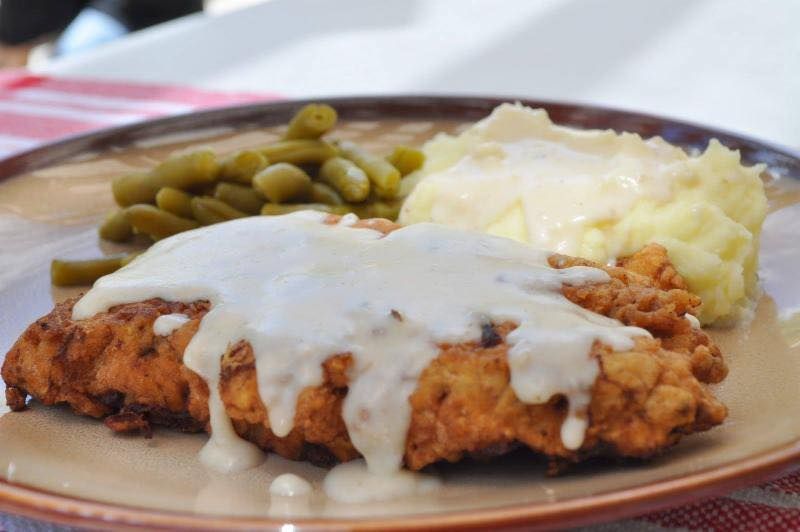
[0,94,798,181]
[1,94,798,530]
[0,439,798,531]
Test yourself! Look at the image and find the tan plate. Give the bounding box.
[1,96,799,531]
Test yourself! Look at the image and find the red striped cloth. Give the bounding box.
[0,70,797,531]
[0,70,274,155]
[636,472,800,531]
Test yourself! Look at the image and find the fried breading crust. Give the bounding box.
[1,221,727,471]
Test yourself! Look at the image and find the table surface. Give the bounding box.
[35,0,800,149]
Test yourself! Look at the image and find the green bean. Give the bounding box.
[112,172,162,206]
[386,145,424,176]
[191,197,247,225]
[260,203,351,216]
[111,150,218,207]
[306,182,344,205]
[319,157,370,202]
[337,141,400,199]
[51,256,125,286]
[284,103,338,140]
[213,182,265,215]
[260,140,337,165]
[154,148,219,190]
[348,199,403,221]
[252,163,312,203]
[98,209,133,242]
[127,204,199,240]
[156,187,194,218]
[218,150,268,185]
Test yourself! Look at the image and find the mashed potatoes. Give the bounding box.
[399,103,767,324]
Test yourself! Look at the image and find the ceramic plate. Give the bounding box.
[1,96,799,530]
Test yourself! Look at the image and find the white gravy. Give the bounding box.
[399,103,690,255]
[152,313,190,336]
[73,212,649,477]
[323,459,440,503]
[270,473,312,497]
[685,314,701,330]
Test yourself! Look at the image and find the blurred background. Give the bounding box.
[0,0,796,145]
[0,0,256,65]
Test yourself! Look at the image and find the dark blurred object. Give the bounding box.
[0,0,86,45]
[0,0,203,58]
[89,0,204,32]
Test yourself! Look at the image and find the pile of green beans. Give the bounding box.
[51,103,426,286]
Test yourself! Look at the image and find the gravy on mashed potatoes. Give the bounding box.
[399,103,767,325]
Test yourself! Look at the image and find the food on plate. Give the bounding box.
[283,103,338,140]
[197,198,246,224]
[112,149,219,206]
[3,213,727,478]
[319,157,370,202]
[190,196,248,225]
[51,256,132,287]
[218,149,268,184]
[337,140,401,199]
[260,139,337,165]
[127,204,199,240]
[213,182,265,215]
[19,101,752,492]
[252,162,313,203]
[399,103,768,324]
[50,103,421,286]
[155,187,195,218]
[387,145,425,176]
[98,209,134,242]
[307,181,345,206]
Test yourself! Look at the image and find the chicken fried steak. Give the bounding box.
[2,217,727,472]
